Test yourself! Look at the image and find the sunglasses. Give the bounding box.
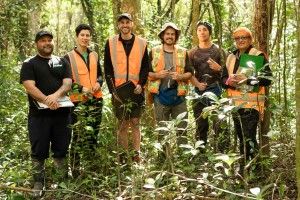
[234,36,250,41]
[196,21,212,29]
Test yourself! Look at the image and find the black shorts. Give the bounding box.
[112,97,144,120]
[28,112,72,159]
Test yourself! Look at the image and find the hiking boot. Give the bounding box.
[53,157,68,185]
[33,182,44,197]
[32,158,45,197]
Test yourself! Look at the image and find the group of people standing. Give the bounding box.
[20,13,272,197]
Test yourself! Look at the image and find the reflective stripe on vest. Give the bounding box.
[148,45,188,96]
[68,50,102,102]
[228,87,265,113]
[109,35,146,87]
[226,48,265,114]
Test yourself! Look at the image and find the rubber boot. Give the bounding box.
[53,157,68,185]
[32,158,45,197]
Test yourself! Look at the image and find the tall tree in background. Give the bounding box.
[210,0,225,63]
[295,0,300,198]
[0,0,10,58]
[191,0,200,46]
[112,0,144,36]
[55,0,61,53]
[80,0,99,53]
[112,0,121,34]
[253,0,274,157]
[15,0,29,60]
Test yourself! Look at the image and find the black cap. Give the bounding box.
[35,30,53,42]
[196,21,212,35]
[118,13,132,21]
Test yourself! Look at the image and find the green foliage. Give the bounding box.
[0,0,298,199]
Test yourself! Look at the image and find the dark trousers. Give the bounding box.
[192,99,229,152]
[70,98,102,166]
[28,112,72,159]
[154,98,188,145]
[233,109,259,161]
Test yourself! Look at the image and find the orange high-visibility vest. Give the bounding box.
[226,48,265,115]
[68,50,102,102]
[148,45,188,96]
[109,35,146,87]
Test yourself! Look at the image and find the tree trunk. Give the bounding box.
[210,0,224,63]
[170,0,175,21]
[162,0,179,21]
[15,0,29,60]
[55,0,60,55]
[191,0,200,47]
[80,0,99,53]
[112,0,121,34]
[119,0,143,36]
[295,1,300,199]
[254,0,272,157]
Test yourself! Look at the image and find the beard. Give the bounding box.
[164,38,175,45]
[120,27,131,34]
[37,45,54,57]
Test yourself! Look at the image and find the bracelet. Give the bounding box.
[225,77,232,85]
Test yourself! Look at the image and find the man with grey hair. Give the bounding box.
[148,22,193,146]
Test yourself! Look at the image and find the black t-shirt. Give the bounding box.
[20,55,72,116]
[188,44,226,85]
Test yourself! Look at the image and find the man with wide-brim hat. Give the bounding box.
[148,22,193,158]
[157,22,181,44]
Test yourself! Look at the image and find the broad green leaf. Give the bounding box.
[154,143,163,150]
[250,187,261,196]
[176,112,187,121]
[179,144,193,149]
[191,149,199,155]
[279,183,285,198]
[155,127,169,131]
[59,182,67,189]
[195,140,205,148]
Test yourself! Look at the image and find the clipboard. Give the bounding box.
[238,54,264,92]
[115,81,145,104]
[240,54,264,72]
[34,96,74,109]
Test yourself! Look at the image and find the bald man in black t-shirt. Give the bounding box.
[20,30,72,197]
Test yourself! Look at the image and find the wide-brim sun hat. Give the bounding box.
[158,22,181,38]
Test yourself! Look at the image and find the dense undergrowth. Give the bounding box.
[0,59,296,199]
